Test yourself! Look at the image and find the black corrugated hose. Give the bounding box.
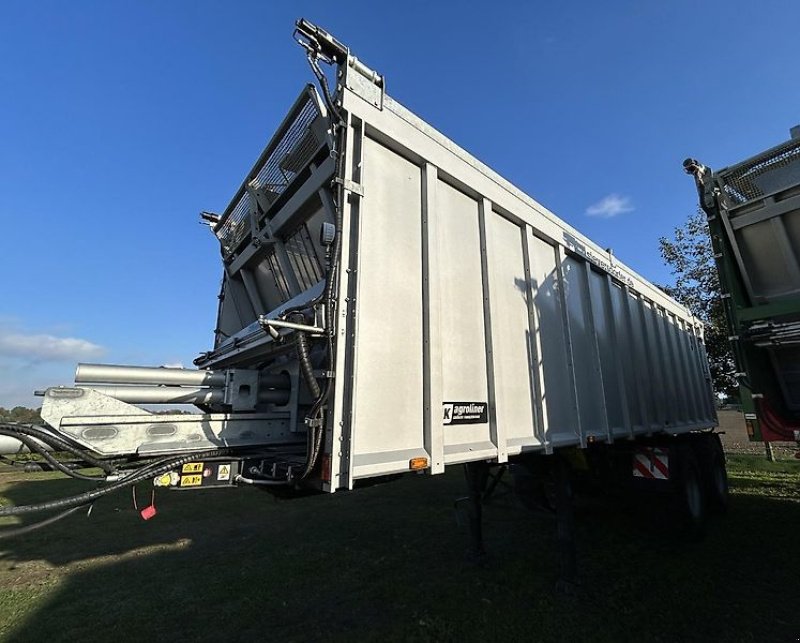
[293,320,327,480]
[0,429,105,482]
[295,325,321,400]
[0,423,116,474]
[0,447,234,538]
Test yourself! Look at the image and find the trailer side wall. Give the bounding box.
[330,71,716,489]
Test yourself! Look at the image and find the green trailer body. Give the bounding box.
[687,128,800,444]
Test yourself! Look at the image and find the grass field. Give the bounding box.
[0,453,798,642]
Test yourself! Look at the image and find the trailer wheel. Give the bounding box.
[674,445,707,541]
[700,434,729,513]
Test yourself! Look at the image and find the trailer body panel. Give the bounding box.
[334,67,716,485]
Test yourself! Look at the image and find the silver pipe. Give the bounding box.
[81,385,290,406]
[75,363,291,391]
[80,385,225,405]
[259,318,325,334]
[76,363,226,387]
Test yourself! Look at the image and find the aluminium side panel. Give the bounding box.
[562,255,607,443]
[485,212,540,455]
[347,134,429,480]
[521,232,579,447]
[436,181,494,464]
[336,76,716,484]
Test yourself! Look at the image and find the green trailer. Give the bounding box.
[686,127,800,446]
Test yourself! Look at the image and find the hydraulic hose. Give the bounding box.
[0,505,89,540]
[0,429,105,482]
[235,475,291,486]
[295,328,321,399]
[0,423,116,474]
[0,449,232,517]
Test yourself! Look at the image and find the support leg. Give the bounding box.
[554,456,577,593]
[482,464,507,502]
[463,460,488,561]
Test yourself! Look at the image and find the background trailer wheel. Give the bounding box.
[673,443,708,541]
[697,433,729,513]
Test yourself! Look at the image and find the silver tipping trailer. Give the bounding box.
[5,21,723,547]
[199,19,715,491]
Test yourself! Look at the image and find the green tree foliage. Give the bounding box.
[659,210,738,400]
[0,406,43,424]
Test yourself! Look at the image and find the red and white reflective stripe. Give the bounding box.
[632,448,669,479]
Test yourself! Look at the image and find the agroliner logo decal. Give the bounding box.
[442,402,488,425]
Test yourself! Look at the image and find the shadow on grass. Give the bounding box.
[0,470,799,642]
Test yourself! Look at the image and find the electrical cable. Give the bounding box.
[307,53,345,126]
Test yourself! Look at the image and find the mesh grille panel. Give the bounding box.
[284,223,323,291]
[719,138,800,205]
[215,93,323,253]
[221,193,252,250]
[253,100,321,193]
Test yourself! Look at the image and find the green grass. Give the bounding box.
[726,452,800,475]
[0,455,798,642]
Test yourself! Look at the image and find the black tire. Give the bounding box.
[673,444,707,541]
[701,434,729,513]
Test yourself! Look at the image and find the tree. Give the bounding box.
[659,210,738,401]
[0,406,43,424]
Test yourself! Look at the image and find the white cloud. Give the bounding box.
[0,332,106,362]
[161,362,184,369]
[585,194,634,218]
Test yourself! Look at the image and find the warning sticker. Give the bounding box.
[443,402,488,425]
[180,474,203,487]
[182,462,203,474]
[217,464,231,481]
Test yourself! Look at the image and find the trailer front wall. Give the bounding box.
[330,75,716,489]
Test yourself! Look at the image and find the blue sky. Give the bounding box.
[1,1,798,407]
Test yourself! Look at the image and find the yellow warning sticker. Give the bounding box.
[180,475,203,487]
[182,462,203,474]
[217,464,231,481]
